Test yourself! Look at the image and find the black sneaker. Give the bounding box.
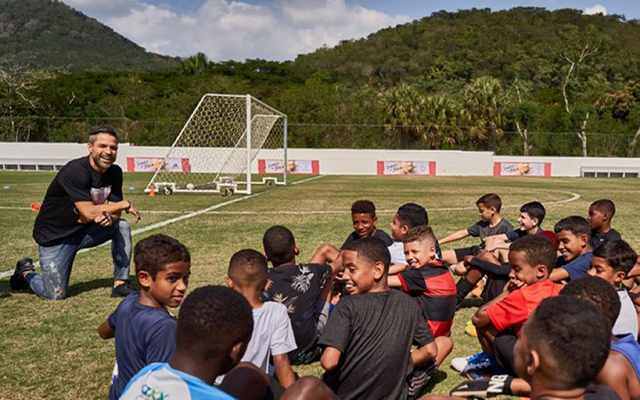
[111,282,138,298]
[10,258,35,290]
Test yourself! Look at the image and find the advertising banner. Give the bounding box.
[127,157,190,173]
[493,162,551,177]
[376,161,436,176]
[258,159,320,175]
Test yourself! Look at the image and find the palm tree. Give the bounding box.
[423,95,458,149]
[380,83,426,148]
[463,76,509,150]
[180,52,209,75]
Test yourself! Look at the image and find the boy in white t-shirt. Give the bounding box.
[223,249,297,388]
[388,203,433,273]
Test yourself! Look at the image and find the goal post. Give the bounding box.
[145,94,287,196]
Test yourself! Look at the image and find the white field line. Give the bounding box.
[0,188,580,216]
[0,175,324,279]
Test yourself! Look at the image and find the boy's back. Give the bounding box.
[109,293,177,400]
[319,289,433,400]
[468,219,513,238]
[242,301,297,374]
[396,262,457,337]
[266,263,331,357]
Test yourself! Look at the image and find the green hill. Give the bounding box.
[294,7,640,90]
[0,0,178,72]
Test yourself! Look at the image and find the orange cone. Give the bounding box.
[30,202,41,212]
[149,187,156,197]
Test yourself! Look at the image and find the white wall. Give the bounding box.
[1,142,639,177]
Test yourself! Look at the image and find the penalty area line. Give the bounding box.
[0,175,324,280]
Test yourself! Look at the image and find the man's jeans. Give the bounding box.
[28,220,132,300]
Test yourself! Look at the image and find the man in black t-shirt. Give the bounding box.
[10,126,140,300]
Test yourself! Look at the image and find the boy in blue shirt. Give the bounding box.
[550,216,593,283]
[98,234,191,400]
[119,285,253,400]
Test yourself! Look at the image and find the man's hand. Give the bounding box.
[124,202,141,223]
[94,211,114,227]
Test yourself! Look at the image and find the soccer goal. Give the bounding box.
[145,94,287,196]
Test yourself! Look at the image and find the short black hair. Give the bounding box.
[351,200,376,217]
[396,203,428,228]
[561,276,621,327]
[593,239,638,275]
[476,193,502,212]
[88,125,119,142]
[591,199,616,217]
[263,226,295,265]
[525,296,610,390]
[520,201,546,225]
[344,237,391,271]
[554,216,591,239]
[134,234,191,279]
[509,234,556,271]
[176,286,253,365]
[228,249,268,289]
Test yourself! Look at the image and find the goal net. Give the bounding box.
[145,94,287,195]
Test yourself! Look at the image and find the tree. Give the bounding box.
[462,76,509,150]
[180,52,209,75]
[0,62,39,141]
[509,78,539,156]
[423,95,458,149]
[380,83,426,148]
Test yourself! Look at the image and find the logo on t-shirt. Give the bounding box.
[140,383,169,400]
[91,186,112,205]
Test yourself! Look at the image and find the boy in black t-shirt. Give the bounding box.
[341,200,393,249]
[588,199,622,250]
[263,226,340,365]
[440,193,513,273]
[320,237,437,400]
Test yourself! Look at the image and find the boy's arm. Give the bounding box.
[309,243,343,275]
[472,284,516,328]
[549,267,569,283]
[98,320,115,339]
[411,341,438,367]
[388,263,409,276]
[388,275,403,287]
[273,353,296,388]
[595,353,631,400]
[320,347,342,372]
[439,229,470,245]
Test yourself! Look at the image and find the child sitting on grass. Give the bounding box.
[550,216,593,283]
[98,234,191,400]
[388,203,430,267]
[589,199,622,250]
[320,237,438,400]
[452,235,561,376]
[263,225,340,365]
[440,193,513,269]
[388,226,455,365]
[484,201,547,260]
[119,286,252,400]
[223,249,297,389]
[341,200,393,249]
[588,239,639,339]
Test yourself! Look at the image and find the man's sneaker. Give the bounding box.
[9,258,35,290]
[111,282,138,298]
[451,351,492,373]
[450,375,513,397]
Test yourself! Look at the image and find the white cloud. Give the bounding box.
[585,4,608,15]
[62,0,410,61]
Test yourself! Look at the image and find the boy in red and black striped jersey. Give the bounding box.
[389,225,456,366]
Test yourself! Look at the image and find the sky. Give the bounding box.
[61,0,640,62]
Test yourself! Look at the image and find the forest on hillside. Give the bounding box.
[1,7,640,157]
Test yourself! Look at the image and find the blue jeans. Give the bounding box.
[28,219,132,300]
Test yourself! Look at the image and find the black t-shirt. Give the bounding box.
[467,218,514,238]
[319,290,434,400]
[341,229,393,249]
[33,156,123,246]
[590,229,622,250]
[534,384,621,400]
[266,263,332,358]
[505,227,543,242]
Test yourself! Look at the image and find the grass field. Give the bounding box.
[1,171,640,400]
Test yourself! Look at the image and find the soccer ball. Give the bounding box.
[186,183,195,190]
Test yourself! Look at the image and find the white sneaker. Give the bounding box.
[451,351,491,373]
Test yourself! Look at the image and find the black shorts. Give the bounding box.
[453,245,483,262]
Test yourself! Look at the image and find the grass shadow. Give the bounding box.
[68,278,120,297]
[420,369,449,396]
